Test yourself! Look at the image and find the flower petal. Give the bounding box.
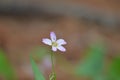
[57,39,67,46]
[50,32,56,42]
[52,46,57,52]
[57,46,66,52]
[42,38,52,45]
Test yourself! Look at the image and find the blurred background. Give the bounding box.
[0,0,120,80]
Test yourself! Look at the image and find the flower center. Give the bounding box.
[52,42,58,47]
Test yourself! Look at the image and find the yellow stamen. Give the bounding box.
[52,42,58,47]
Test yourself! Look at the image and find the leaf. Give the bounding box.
[107,57,120,80]
[30,56,45,80]
[93,74,106,80]
[76,44,106,77]
[0,49,17,80]
[49,73,56,80]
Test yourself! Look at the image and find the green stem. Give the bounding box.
[51,52,55,73]
[49,52,56,80]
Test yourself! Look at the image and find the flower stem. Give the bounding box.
[49,52,56,80]
[51,52,55,73]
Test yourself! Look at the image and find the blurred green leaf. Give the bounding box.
[0,49,16,80]
[107,57,120,80]
[30,56,45,80]
[93,74,106,80]
[76,44,106,77]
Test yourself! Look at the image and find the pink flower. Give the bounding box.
[42,32,67,52]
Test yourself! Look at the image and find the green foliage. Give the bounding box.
[49,73,56,80]
[76,44,106,77]
[93,74,105,80]
[30,57,45,80]
[0,49,16,80]
[30,47,48,80]
[107,57,120,80]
